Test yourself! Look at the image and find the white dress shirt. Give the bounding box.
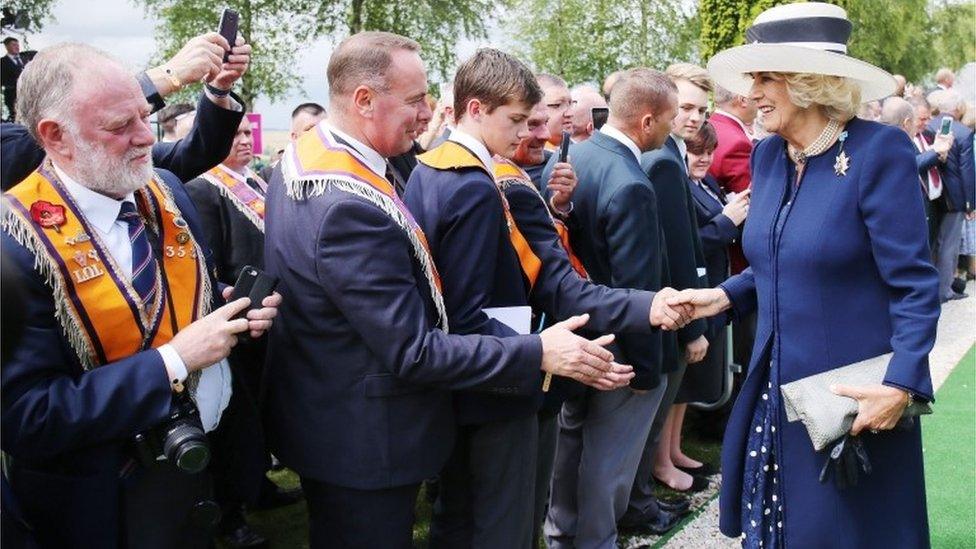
[54,164,231,432]
[326,122,388,178]
[599,124,642,163]
[448,127,495,173]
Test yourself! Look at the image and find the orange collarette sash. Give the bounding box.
[2,162,211,370]
[417,141,543,290]
[282,125,448,331]
[200,164,267,232]
[493,159,589,279]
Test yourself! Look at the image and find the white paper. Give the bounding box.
[483,306,532,335]
[697,267,708,278]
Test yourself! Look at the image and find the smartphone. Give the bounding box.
[228,265,279,323]
[592,106,609,130]
[939,115,953,135]
[558,130,571,163]
[217,8,239,62]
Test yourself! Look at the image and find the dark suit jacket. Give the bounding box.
[927,118,975,212]
[0,55,25,89]
[642,136,708,349]
[542,130,665,390]
[1,92,243,190]
[405,159,546,425]
[262,160,542,489]
[688,175,738,333]
[502,180,655,409]
[185,175,265,285]
[1,169,223,548]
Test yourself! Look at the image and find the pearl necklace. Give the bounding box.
[787,118,842,165]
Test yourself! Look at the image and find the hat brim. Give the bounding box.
[707,43,895,103]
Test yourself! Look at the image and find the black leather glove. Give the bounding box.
[819,434,872,489]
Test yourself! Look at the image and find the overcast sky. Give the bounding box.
[17,0,497,129]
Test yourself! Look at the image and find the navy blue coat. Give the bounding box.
[405,159,548,425]
[543,130,665,390]
[642,137,709,351]
[927,118,975,212]
[688,175,739,334]
[1,169,223,548]
[0,93,243,190]
[262,161,542,489]
[717,119,939,547]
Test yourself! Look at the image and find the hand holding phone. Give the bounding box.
[217,8,239,62]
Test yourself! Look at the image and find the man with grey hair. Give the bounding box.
[544,68,678,548]
[567,85,608,142]
[925,89,975,301]
[883,96,953,246]
[1,43,281,548]
[936,67,955,90]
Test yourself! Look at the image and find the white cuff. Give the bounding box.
[157,344,188,386]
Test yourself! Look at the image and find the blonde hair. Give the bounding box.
[776,72,860,122]
[666,63,713,93]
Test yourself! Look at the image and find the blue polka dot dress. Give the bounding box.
[740,363,784,549]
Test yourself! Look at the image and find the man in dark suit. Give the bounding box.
[1,32,249,189]
[1,37,27,121]
[262,32,626,549]
[406,49,634,549]
[1,43,281,549]
[258,102,326,182]
[186,116,298,548]
[544,68,680,548]
[927,90,976,301]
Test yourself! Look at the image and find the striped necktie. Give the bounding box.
[117,201,158,309]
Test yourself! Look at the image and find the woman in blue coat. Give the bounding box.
[674,3,940,547]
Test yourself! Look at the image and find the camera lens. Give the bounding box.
[163,420,210,474]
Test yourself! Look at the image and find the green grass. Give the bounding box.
[924,345,976,549]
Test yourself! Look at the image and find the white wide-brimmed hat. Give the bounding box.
[706,2,895,102]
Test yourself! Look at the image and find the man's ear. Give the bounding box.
[35,119,71,157]
[352,85,375,117]
[463,98,485,122]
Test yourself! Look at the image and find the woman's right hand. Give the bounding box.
[722,188,750,226]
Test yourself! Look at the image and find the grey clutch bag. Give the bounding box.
[780,352,932,451]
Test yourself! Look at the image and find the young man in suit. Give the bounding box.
[538,73,574,151]
[1,37,26,121]
[543,68,679,548]
[1,43,281,549]
[262,32,628,549]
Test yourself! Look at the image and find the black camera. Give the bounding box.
[134,390,210,474]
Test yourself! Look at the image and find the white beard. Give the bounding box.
[71,136,154,197]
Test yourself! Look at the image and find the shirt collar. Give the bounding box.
[599,124,642,162]
[325,122,387,178]
[52,163,135,235]
[713,109,753,138]
[448,127,495,173]
[670,133,687,160]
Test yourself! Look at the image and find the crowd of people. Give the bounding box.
[0,2,972,548]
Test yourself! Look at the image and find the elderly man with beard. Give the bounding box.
[1,43,281,548]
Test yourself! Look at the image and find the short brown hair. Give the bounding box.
[608,68,676,123]
[327,31,420,99]
[666,63,713,93]
[453,48,542,119]
[686,121,718,155]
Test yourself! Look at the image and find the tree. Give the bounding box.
[139,0,502,107]
[506,0,699,86]
[835,0,934,82]
[699,0,787,62]
[929,0,976,74]
[1,0,58,34]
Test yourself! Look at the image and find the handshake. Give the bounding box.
[535,287,732,392]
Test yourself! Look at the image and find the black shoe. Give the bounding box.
[619,509,681,536]
[676,462,718,477]
[221,523,269,548]
[946,292,968,302]
[253,484,304,510]
[657,497,692,516]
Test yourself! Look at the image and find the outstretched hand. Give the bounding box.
[666,287,731,321]
[539,314,634,390]
[650,287,693,330]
